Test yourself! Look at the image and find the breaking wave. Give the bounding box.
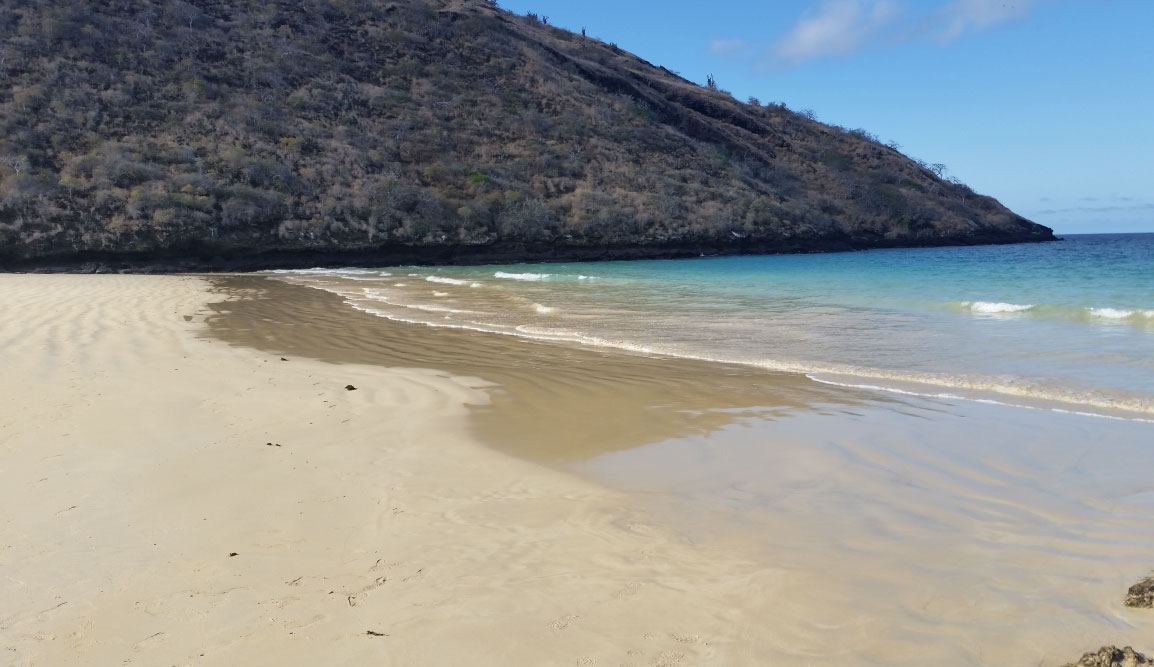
[426,276,469,285]
[495,271,550,281]
[1088,307,1154,322]
[948,301,1154,327]
[959,301,1034,314]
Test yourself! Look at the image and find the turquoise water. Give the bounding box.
[271,233,1154,418]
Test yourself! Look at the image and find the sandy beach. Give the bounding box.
[2,274,1152,666]
[0,275,795,666]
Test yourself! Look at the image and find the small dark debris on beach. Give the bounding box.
[345,384,357,391]
[1063,646,1152,667]
[229,552,238,557]
[1126,576,1154,608]
[366,630,388,637]
[281,357,288,361]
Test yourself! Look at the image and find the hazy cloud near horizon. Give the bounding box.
[1032,203,1154,216]
[742,0,1051,67]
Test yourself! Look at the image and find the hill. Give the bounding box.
[0,0,1055,271]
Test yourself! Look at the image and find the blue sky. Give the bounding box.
[495,0,1154,234]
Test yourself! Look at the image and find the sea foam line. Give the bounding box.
[1088,307,1154,320]
[267,267,389,277]
[950,300,1154,326]
[960,301,1034,314]
[495,271,550,281]
[806,376,1154,424]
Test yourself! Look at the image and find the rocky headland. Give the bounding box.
[0,0,1054,272]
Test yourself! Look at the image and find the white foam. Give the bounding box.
[1089,307,1135,319]
[354,290,475,316]
[808,375,1154,424]
[408,304,470,314]
[348,303,482,331]
[962,301,1034,314]
[432,291,448,297]
[943,301,1154,327]
[495,271,550,281]
[533,303,557,314]
[426,276,468,285]
[804,366,1154,420]
[267,267,387,277]
[515,325,583,337]
[806,376,962,400]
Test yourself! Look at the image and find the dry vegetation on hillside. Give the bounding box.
[0,0,1053,268]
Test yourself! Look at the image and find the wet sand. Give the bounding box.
[203,276,884,463]
[3,274,1152,666]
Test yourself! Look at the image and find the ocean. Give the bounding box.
[270,233,1154,422]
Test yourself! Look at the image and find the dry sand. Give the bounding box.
[0,275,790,666]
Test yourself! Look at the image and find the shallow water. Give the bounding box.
[577,400,1154,665]
[208,273,1154,665]
[266,233,1154,420]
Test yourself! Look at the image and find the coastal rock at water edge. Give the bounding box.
[1125,576,1154,608]
[1063,646,1151,667]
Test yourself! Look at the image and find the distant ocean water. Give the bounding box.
[268,233,1154,420]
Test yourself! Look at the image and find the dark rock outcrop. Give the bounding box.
[1126,576,1154,609]
[0,0,1055,273]
[1063,646,1151,667]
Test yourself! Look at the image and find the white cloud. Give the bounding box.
[709,38,752,56]
[1033,203,1154,215]
[774,0,902,65]
[766,0,1054,67]
[940,0,1040,42]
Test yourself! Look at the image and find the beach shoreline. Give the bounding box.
[2,274,1151,666]
[0,234,1062,276]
